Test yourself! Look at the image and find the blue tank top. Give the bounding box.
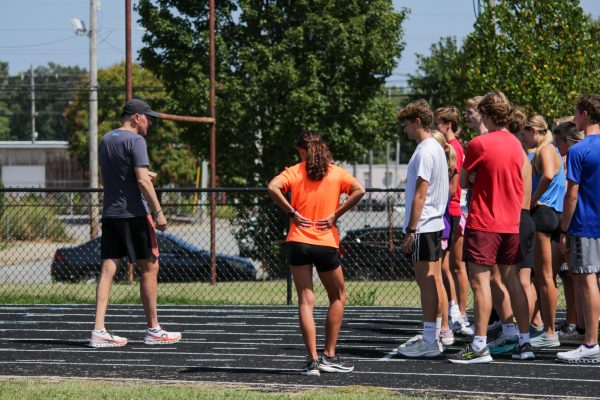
[531,145,566,212]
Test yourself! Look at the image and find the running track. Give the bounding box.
[0,305,598,398]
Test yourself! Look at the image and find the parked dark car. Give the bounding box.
[51,232,257,282]
[339,227,414,280]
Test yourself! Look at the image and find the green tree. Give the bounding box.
[409,0,600,123]
[4,63,86,141]
[0,62,13,140]
[137,0,407,186]
[64,63,196,186]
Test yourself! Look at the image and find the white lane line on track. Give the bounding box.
[101,359,150,362]
[1,348,596,369]
[1,361,599,384]
[0,375,588,400]
[211,348,259,351]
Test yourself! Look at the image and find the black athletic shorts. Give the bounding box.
[449,215,461,242]
[101,215,157,261]
[286,242,341,273]
[530,204,560,237]
[517,209,535,269]
[405,230,442,262]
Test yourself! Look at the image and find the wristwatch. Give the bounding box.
[288,209,297,218]
[405,227,417,234]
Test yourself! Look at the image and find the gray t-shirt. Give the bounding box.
[99,129,150,218]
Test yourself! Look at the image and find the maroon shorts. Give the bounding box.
[462,228,522,266]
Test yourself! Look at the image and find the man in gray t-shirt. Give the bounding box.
[90,99,182,348]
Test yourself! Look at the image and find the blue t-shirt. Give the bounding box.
[99,129,150,218]
[566,134,600,237]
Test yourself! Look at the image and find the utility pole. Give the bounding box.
[30,65,36,144]
[89,0,99,238]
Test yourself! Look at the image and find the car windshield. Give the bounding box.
[158,233,204,253]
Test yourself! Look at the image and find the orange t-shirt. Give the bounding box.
[277,162,354,248]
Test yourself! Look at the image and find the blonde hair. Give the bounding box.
[432,130,457,175]
[465,96,483,109]
[525,115,553,174]
[477,91,513,127]
[295,132,332,180]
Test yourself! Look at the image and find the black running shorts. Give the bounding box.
[530,204,560,235]
[405,230,442,263]
[101,216,156,261]
[286,242,341,273]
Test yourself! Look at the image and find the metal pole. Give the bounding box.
[125,0,132,101]
[209,0,217,285]
[30,65,36,144]
[89,0,99,238]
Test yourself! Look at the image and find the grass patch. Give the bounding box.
[0,280,430,307]
[0,378,441,400]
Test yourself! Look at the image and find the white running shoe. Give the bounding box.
[440,329,455,346]
[398,338,442,358]
[530,332,561,348]
[144,327,182,345]
[557,344,600,364]
[90,329,128,348]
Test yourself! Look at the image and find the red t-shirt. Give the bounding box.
[448,138,464,217]
[463,130,523,233]
[277,162,354,247]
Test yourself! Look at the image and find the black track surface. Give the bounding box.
[0,305,598,398]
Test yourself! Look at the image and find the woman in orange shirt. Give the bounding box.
[268,132,365,376]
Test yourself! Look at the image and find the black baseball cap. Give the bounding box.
[120,99,160,118]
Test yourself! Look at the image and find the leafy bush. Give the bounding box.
[0,194,70,242]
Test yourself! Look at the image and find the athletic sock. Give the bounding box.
[423,322,437,344]
[147,325,162,333]
[449,303,461,321]
[472,335,487,352]
[435,317,442,340]
[518,332,530,346]
[583,343,599,349]
[502,323,517,338]
[462,314,469,325]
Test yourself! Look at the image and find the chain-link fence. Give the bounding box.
[0,188,567,309]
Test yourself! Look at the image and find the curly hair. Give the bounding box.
[507,107,527,134]
[295,132,332,181]
[477,91,513,127]
[397,99,433,129]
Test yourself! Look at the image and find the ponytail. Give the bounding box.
[295,132,332,181]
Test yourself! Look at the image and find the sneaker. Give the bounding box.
[488,335,518,355]
[144,327,182,345]
[530,332,560,348]
[301,359,320,376]
[448,344,493,364]
[396,334,422,351]
[558,324,584,345]
[318,354,354,373]
[451,318,474,336]
[488,320,502,336]
[90,329,128,348]
[557,345,600,364]
[529,324,544,338]
[398,338,442,358]
[512,342,535,360]
[440,329,455,346]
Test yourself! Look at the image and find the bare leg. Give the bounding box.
[499,264,531,334]
[94,259,120,330]
[491,264,513,323]
[415,260,441,323]
[451,234,469,318]
[292,265,318,360]
[577,273,600,345]
[469,263,492,337]
[533,232,558,335]
[440,250,455,330]
[518,267,536,325]
[139,257,159,328]
[318,266,347,357]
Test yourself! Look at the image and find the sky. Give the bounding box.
[1,0,599,86]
